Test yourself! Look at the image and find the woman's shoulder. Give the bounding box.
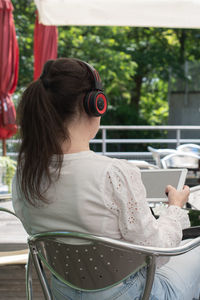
[91,152,141,174]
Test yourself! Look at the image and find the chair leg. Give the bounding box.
[25,252,33,300]
[141,256,156,300]
[30,245,52,300]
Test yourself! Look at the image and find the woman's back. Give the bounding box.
[13,151,121,237]
[13,149,190,255]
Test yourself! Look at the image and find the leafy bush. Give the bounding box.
[0,157,17,192]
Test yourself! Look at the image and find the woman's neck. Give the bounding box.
[61,139,90,154]
[61,120,92,154]
[61,113,100,154]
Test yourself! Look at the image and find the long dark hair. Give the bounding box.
[17,58,93,205]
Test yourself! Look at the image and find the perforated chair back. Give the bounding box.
[147,146,177,168]
[161,153,200,169]
[28,231,156,300]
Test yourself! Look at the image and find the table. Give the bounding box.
[0,201,27,251]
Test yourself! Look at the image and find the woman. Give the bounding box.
[12,58,200,300]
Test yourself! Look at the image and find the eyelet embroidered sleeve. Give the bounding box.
[104,160,190,252]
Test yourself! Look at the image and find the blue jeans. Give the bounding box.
[51,241,200,300]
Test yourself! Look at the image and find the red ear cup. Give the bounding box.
[79,60,108,116]
[84,91,107,116]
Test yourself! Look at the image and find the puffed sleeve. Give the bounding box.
[104,159,190,251]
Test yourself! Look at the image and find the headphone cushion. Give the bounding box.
[84,91,107,116]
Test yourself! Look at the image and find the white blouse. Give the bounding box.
[12,150,190,266]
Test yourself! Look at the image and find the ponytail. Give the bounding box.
[17,58,93,205]
[17,79,65,205]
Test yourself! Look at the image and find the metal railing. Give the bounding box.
[90,125,200,159]
[3,125,200,161]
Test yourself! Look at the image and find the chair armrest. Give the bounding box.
[131,236,200,257]
[29,231,200,259]
[0,207,18,218]
[90,234,200,257]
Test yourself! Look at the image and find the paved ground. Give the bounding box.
[0,264,47,300]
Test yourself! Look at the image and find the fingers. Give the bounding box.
[165,185,174,193]
[165,184,189,208]
[183,185,190,190]
[165,184,190,193]
[183,185,190,195]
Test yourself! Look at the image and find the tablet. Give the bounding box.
[140,169,188,202]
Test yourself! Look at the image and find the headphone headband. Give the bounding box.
[74,59,103,91]
[82,61,103,91]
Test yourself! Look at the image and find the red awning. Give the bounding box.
[34,11,58,80]
[0,0,18,150]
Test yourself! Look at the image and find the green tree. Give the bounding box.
[12,0,35,96]
[11,2,200,128]
[58,26,137,107]
[58,26,174,124]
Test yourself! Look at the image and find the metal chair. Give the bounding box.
[147,146,177,168]
[161,152,200,170]
[27,230,200,300]
[1,207,200,300]
[177,143,200,156]
[128,159,159,169]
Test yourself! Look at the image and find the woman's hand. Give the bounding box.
[165,185,190,208]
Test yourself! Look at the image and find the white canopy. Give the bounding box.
[34,0,200,28]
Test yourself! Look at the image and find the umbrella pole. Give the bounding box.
[2,139,6,156]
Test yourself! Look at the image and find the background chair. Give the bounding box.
[28,230,200,300]
[177,143,200,156]
[147,146,177,168]
[128,159,159,169]
[161,152,200,170]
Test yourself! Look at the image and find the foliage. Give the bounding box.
[57,26,200,125]
[58,26,137,107]
[0,157,17,192]
[140,79,169,125]
[12,0,35,99]
[189,210,200,226]
[13,1,35,74]
[10,2,200,134]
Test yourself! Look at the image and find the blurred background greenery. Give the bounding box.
[13,1,200,122]
[11,0,200,154]
[6,1,200,224]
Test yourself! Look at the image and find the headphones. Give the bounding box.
[81,61,108,117]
